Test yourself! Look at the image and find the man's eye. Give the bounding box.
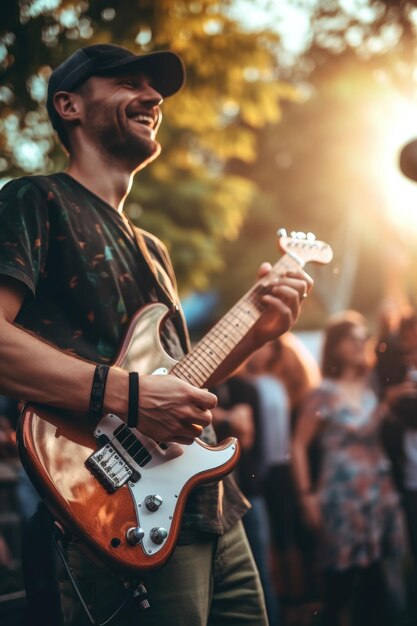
[122,81,136,89]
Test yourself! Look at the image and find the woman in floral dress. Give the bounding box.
[292,311,404,626]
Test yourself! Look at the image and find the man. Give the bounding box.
[0,44,311,625]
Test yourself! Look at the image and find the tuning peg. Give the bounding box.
[296,232,306,239]
[277,228,287,238]
[306,232,316,241]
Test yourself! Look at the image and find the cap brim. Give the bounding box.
[97,50,185,98]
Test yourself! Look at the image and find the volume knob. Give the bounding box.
[126,526,145,546]
[145,494,163,512]
[150,527,168,545]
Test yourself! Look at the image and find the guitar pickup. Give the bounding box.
[85,443,139,493]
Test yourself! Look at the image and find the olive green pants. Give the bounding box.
[60,521,268,626]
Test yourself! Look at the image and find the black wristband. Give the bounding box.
[89,364,110,421]
[128,372,139,428]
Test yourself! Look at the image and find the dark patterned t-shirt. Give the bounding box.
[0,173,248,534]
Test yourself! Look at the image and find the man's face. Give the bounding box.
[77,73,163,169]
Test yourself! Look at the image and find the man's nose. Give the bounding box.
[142,83,163,107]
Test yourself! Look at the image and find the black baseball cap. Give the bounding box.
[47,43,185,131]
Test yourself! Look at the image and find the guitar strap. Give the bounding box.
[130,224,191,355]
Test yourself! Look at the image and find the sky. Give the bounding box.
[230,0,385,58]
[229,0,313,62]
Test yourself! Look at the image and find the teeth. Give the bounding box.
[131,114,154,126]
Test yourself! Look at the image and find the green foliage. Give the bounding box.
[0,0,297,292]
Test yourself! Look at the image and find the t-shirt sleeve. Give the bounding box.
[0,178,49,296]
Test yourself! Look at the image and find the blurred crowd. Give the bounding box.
[2,306,417,625]
[212,305,417,626]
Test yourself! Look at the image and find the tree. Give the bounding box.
[0,0,297,291]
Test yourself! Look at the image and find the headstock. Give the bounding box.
[277,228,333,267]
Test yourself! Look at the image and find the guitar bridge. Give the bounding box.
[85,414,151,493]
[85,443,134,493]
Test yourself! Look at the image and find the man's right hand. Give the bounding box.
[138,374,217,444]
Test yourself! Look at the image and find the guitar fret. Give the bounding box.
[199,335,228,359]
[196,340,220,364]
[177,349,210,373]
[234,307,258,325]
[174,363,206,387]
[183,351,210,375]
[210,331,236,350]
[201,337,233,357]
[176,361,208,387]
[216,324,242,343]
[173,365,202,386]
[214,317,252,340]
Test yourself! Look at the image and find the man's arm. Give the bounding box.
[0,278,216,445]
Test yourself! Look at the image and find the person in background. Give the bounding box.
[212,375,281,626]
[377,310,417,577]
[292,311,404,626]
[268,333,321,423]
[244,343,292,624]
[247,336,321,625]
[266,334,321,625]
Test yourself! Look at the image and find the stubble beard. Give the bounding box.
[86,108,161,169]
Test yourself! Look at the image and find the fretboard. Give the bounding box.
[170,253,303,387]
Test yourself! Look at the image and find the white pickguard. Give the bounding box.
[129,435,236,556]
[93,410,237,557]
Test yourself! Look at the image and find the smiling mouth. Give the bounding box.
[129,113,155,128]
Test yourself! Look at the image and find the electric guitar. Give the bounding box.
[17,230,332,574]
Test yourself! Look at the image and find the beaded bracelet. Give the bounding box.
[89,364,110,421]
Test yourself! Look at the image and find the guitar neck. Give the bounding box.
[170,253,303,387]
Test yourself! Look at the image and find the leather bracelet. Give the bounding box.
[89,364,110,421]
[128,372,139,428]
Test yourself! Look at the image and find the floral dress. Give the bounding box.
[310,379,404,572]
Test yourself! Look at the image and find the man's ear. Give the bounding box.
[52,91,82,123]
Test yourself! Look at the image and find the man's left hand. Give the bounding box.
[249,263,313,347]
